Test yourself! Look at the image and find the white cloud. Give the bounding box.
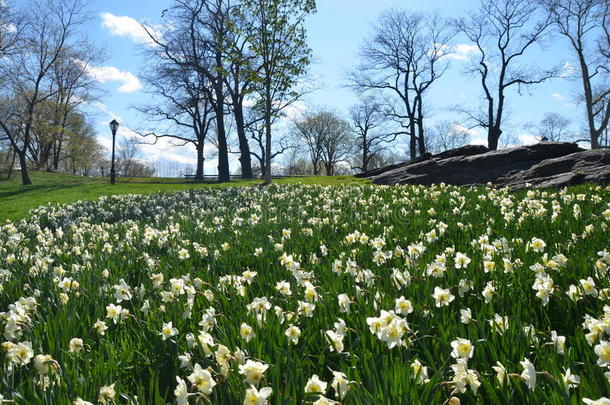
[518,133,539,145]
[469,137,488,146]
[462,125,487,146]
[452,124,482,137]
[444,44,479,61]
[84,64,142,93]
[282,100,308,121]
[100,12,159,46]
[89,101,115,119]
[97,135,112,152]
[551,92,575,109]
[559,61,576,78]
[154,152,198,166]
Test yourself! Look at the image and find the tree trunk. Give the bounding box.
[195,142,205,179]
[258,154,265,179]
[53,132,65,170]
[409,117,417,160]
[19,151,32,185]
[362,142,368,172]
[264,113,272,183]
[488,126,502,151]
[39,143,53,170]
[216,116,230,182]
[6,150,16,179]
[263,80,272,184]
[417,127,426,156]
[416,102,426,156]
[233,101,253,179]
[591,131,600,149]
[52,146,60,170]
[574,43,599,149]
[53,109,70,170]
[215,50,230,183]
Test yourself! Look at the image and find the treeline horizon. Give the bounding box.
[1,0,608,185]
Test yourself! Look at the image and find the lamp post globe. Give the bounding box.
[109,119,119,184]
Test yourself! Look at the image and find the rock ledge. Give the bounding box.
[364,142,610,189]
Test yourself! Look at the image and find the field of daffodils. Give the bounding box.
[1,183,610,404]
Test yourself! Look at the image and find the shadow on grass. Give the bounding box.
[0,183,87,200]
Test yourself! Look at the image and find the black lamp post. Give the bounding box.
[109,119,119,184]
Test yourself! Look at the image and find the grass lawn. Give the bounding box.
[0,170,368,222]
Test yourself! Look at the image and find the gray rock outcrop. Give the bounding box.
[365,142,610,189]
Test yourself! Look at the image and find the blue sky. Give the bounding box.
[59,0,581,174]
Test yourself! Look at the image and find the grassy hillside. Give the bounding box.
[0,171,367,222]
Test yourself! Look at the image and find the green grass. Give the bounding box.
[0,171,367,222]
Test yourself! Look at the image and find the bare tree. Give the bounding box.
[144,0,232,182]
[0,0,90,185]
[294,112,323,176]
[294,110,353,176]
[223,9,257,179]
[368,150,401,170]
[428,120,471,153]
[52,50,98,170]
[26,47,99,171]
[240,0,316,183]
[137,66,215,179]
[525,112,573,142]
[456,0,557,150]
[541,0,609,148]
[350,96,397,172]
[283,145,312,175]
[245,105,292,177]
[350,10,455,160]
[199,0,231,182]
[138,5,216,180]
[0,0,21,63]
[115,136,155,178]
[116,136,139,177]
